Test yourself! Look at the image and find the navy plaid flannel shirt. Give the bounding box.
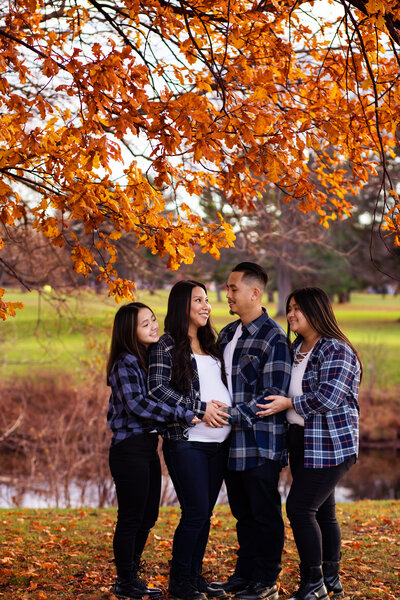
[291,337,360,468]
[107,352,195,446]
[218,309,292,471]
[147,333,207,440]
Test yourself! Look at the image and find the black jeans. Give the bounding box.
[109,433,161,578]
[225,459,284,585]
[286,424,356,567]
[163,438,229,576]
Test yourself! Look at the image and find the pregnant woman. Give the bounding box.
[148,280,231,600]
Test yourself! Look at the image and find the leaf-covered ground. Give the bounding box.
[0,501,398,600]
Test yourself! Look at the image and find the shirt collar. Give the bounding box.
[293,336,327,351]
[242,307,269,335]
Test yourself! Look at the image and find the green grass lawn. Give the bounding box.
[0,288,399,388]
[0,501,398,599]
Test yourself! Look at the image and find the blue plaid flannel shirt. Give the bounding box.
[218,309,291,471]
[107,352,196,446]
[147,334,207,440]
[291,337,360,468]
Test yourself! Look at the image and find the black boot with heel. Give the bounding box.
[286,565,329,600]
[322,561,344,598]
[113,563,163,599]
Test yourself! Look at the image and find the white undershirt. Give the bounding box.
[286,346,312,426]
[188,354,232,442]
[223,323,243,398]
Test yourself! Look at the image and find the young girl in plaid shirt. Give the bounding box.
[107,303,198,600]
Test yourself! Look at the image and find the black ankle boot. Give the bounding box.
[193,572,227,598]
[169,570,207,600]
[287,565,329,600]
[322,561,343,598]
[132,561,163,597]
[113,569,163,599]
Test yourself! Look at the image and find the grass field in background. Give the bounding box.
[0,288,399,388]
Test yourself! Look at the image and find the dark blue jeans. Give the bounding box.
[225,459,284,585]
[163,438,229,576]
[109,433,161,578]
[286,424,356,566]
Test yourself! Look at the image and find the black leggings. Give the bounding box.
[286,425,356,567]
[109,433,161,578]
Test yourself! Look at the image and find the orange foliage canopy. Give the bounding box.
[0,0,399,316]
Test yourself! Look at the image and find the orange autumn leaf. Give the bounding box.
[0,288,24,320]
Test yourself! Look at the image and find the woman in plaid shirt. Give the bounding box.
[107,302,199,600]
[257,288,361,600]
[148,281,231,600]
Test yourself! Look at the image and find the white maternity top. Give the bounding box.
[187,354,232,442]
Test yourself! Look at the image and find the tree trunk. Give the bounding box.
[338,291,351,303]
[276,261,291,317]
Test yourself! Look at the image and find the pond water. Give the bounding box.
[337,447,400,500]
[0,448,398,508]
[279,447,400,502]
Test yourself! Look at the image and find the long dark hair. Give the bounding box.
[106,302,154,383]
[286,287,362,380]
[165,280,226,393]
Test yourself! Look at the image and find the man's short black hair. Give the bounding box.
[231,262,268,290]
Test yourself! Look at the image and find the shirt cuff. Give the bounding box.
[183,410,195,424]
[196,401,207,418]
